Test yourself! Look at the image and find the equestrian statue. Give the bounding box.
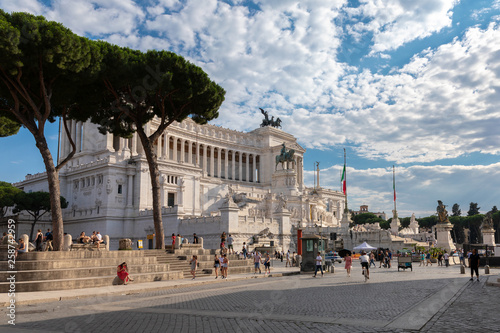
[275,143,295,170]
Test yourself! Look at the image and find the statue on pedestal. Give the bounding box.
[481,212,494,230]
[437,200,450,224]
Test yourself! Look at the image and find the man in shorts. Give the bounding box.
[254,251,262,274]
[227,234,234,254]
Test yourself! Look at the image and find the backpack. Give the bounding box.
[46,232,53,241]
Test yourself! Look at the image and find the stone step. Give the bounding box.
[0,264,172,282]
[0,271,184,293]
[0,257,159,271]
[0,250,148,261]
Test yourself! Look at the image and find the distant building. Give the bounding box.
[351,205,387,220]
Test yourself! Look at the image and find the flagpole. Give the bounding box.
[393,165,397,213]
[344,148,348,212]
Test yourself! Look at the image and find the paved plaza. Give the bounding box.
[1,262,499,333]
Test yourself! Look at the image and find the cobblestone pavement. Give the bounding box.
[1,265,499,333]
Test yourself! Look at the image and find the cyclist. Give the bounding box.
[359,251,370,279]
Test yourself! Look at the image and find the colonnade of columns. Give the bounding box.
[150,134,261,183]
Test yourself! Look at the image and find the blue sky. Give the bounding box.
[1,0,499,217]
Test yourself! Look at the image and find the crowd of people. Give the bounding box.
[77,231,105,248]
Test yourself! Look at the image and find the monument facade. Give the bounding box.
[14,117,346,250]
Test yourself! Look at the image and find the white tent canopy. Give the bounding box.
[353,242,377,251]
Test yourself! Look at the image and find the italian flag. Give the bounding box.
[341,164,346,195]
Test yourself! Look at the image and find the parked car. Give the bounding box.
[325,252,343,263]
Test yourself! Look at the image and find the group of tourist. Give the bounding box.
[78,231,105,248]
[212,253,229,279]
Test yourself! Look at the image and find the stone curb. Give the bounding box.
[1,270,302,307]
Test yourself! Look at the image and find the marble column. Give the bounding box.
[210,146,215,177]
[131,133,138,155]
[126,170,134,208]
[217,148,222,178]
[252,154,257,182]
[188,141,193,164]
[162,134,168,159]
[224,149,229,179]
[231,151,236,180]
[238,152,242,181]
[75,121,81,152]
[180,139,185,163]
[172,137,178,162]
[245,153,249,182]
[203,145,207,174]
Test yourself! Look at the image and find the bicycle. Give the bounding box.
[361,263,369,282]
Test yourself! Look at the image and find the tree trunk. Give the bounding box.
[34,135,64,251]
[138,131,165,250]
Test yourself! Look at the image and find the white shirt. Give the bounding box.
[315,255,322,265]
[359,255,369,263]
[444,253,449,260]
[96,233,102,241]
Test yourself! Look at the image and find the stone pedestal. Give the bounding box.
[119,238,132,250]
[435,223,456,253]
[103,235,110,251]
[482,229,496,247]
[340,212,351,235]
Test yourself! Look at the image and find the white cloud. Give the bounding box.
[344,0,458,54]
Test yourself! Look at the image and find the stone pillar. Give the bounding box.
[210,146,215,177]
[482,229,496,247]
[157,136,162,159]
[232,151,236,180]
[172,137,178,162]
[245,153,249,182]
[126,169,134,208]
[104,235,110,251]
[188,140,193,164]
[199,236,204,249]
[63,234,72,251]
[238,152,242,181]
[75,121,81,152]
[224,149,229,179]
[275,207,292,251]
[163,134,169,160]
[203,145,208,175]
[180,139,185,163]
[217,148,222,177]
[175,235,182,249]
[21,234,29,251]
[131,133,138,156]
[252,154,257,182]
[220,197,240,233]
[435,223,456,253]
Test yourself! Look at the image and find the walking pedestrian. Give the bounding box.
[286,250,291,267]
[264,252,271,275]
[213,254,220,279]
[254,251,262,274]
[242,242,248,259]
[344,252,352,277]
[469,249,480,281]
[190,255,198,280]
[438,252,443,266]
[426,252,432,266]
[313,252,324,277]
[369,252,376,268]
[34,229,43,251]
[221,253,229,279]
[444,252,450,267]
[419,252,425,266]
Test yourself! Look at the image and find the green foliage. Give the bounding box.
[13,191,68,240]
[399,217,411,229]
[467,202,480,216]
[491,206,498,214]
[379,219,391,230]
[452,203,461,216]
[73,44,225,135]
[0,110,21,137]
[417,216,437,229]
[0,181,21,217]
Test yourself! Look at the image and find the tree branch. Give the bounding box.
[56,108,77,171]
